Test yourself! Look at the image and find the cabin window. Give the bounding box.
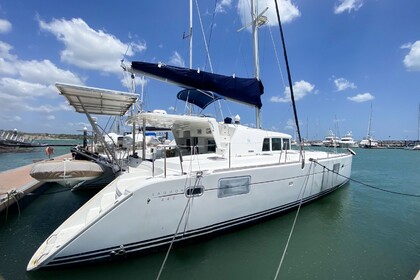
[208,139,216,152]
[272,138,282,151]
[218,176,250,198]
[185,185,204,197]
[283,138,291,150]
[262,138,270,151]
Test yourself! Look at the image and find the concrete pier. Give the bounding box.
[0,153,72,213]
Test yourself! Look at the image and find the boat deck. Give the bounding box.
[0,153,72,213]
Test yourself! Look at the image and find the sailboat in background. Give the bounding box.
[413,103,420,150]
[28,1,354,270]
[359,103,379,148]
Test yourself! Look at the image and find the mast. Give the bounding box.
[182,0,194,114]
[189,0,193,69]
[418,103,420,142]
[367,103,373,139]
[251,0,261,129]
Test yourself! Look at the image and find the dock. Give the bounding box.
[0,153,72,213]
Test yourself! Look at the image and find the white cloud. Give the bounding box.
[168,51,185,67]
[12,116,22,122]
[0,58,17,75]
[46,115,56,120]
[38,18,146,74]
[334,0,364,14]
[216,0,232,13]
[24,104,62,113]
[120,74,148,91]
[334,77,356,91]
[402,41,420,71]
[0,78,55,99]
[285,118,295,131]
[237,0,300,31]
[347,92,374,102]
[0,41,18,61]
[16,59,83,85]
[59,102,74,111]
[67,121,91,129]
[270,80,314,103]
[0,19,12,33]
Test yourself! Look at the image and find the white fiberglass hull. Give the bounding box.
[28,152,352,270]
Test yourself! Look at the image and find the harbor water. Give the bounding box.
[0,147,419,279]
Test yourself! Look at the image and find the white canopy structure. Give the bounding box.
[56,83,138,116]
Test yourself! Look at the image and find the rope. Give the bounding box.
[274,162,314,279]
[273,0,305,168]
[3,188,23,223]
[310,159,420,197]
[156,173,202,280]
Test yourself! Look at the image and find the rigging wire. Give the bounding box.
[309,159,420,198]
[195,0,214,73]
[268,25,286,90]
[273,0,305,168]
[204,0,218,71]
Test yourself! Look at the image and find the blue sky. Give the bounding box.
[0,0,419,141]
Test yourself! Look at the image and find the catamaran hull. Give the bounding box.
[28,154,352,270]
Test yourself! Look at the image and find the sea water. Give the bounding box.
[0,140,79,172]
[0,148,419,279]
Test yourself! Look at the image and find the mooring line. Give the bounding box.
[274,161,315,279]
[309,158,420,198]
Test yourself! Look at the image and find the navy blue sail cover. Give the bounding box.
[131,61,264,108]
[177,89,223,110]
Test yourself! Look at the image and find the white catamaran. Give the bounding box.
[27,3,354,271]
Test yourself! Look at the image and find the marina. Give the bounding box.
[0,0,419,279]
[0,147,419,279]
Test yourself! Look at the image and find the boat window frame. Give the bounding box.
[272,138,282,151]
[218,176,251,198]
[262,138,270,151]
[185,185,205,197]
[283,138,291,150]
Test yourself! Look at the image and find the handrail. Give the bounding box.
[155,144,184,178]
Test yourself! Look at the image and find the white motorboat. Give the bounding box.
[338,131,358,148]
[30,159,104,188]
[322,131,339,147]
[27,2,354,270]
[359,137,379,148]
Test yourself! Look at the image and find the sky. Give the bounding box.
[0,0,419,141]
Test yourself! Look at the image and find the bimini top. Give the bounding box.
[130,61,264,109]
[176,89,223,110]
[56,83,138,116]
